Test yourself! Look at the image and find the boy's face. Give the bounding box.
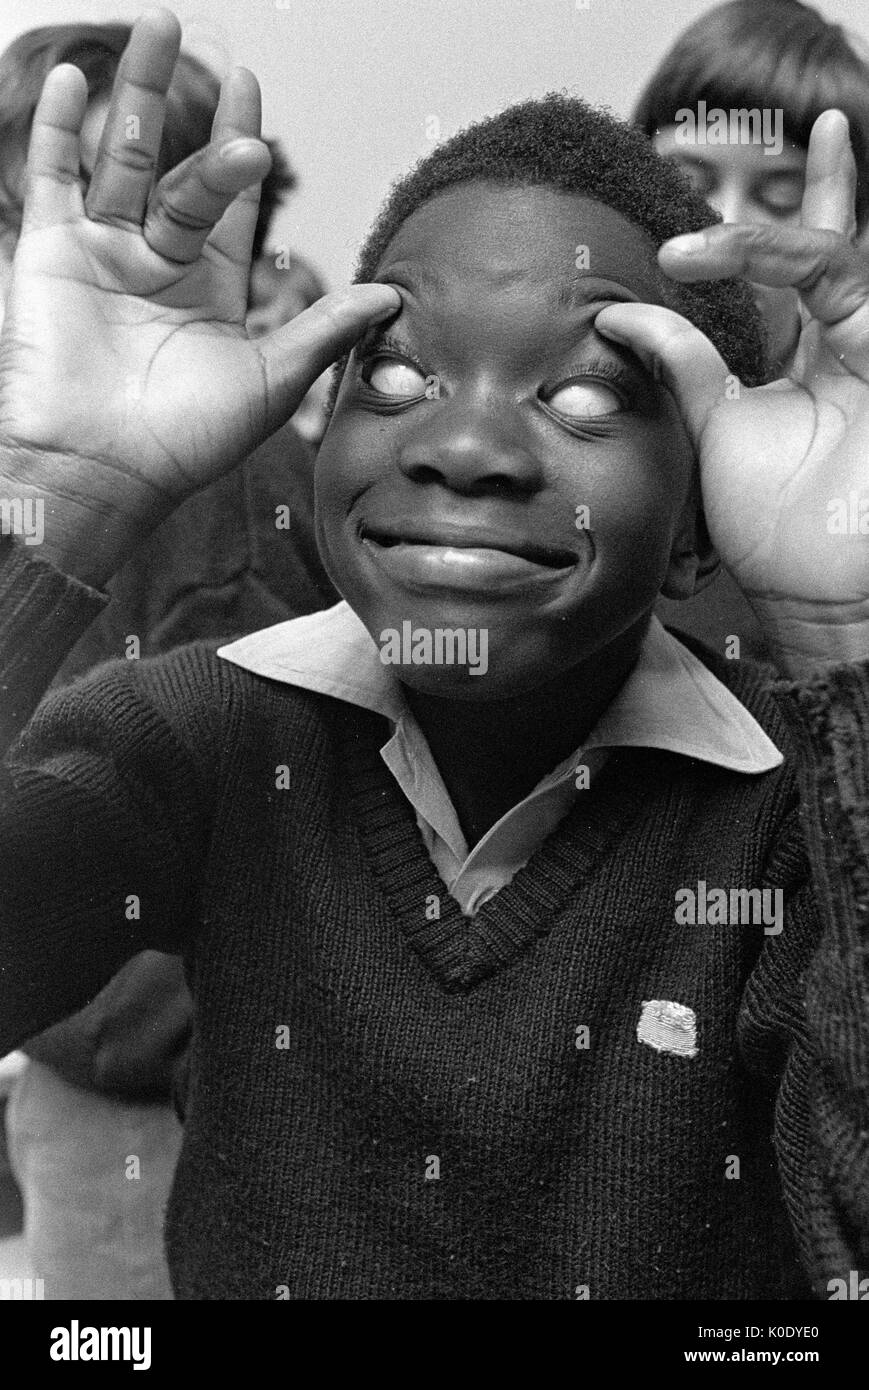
[316,182,697,700]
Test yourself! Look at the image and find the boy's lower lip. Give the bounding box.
[362,538,577,592]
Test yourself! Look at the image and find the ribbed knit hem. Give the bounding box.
[772,659,869,783]
[770,659,869,909]
[0,534,108,749]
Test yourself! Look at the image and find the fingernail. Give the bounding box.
[218,137,262,160]
[665,233,705,255]
[596,323,628,345]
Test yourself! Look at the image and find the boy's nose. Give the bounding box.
[397,403,543,496]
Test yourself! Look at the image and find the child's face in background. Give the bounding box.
[316,183,697,700]
[653,126,806,369]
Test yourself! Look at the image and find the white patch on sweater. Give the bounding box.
[637,1000,698,1058]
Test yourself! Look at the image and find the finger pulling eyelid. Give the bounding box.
[586,318,658,385]
[360,329,426,367]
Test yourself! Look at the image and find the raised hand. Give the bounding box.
[0,8,398,584]
[595,110,869,671]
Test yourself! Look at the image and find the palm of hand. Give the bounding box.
[0,219,269,501]
[700,328,869,609]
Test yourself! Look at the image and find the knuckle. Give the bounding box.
[101,144,156,176]
[149,196,213,234]
[28,160,81,188]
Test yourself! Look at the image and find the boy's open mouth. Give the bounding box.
[360,522,580,592]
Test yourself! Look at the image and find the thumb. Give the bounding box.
[255,283,400,434]
[594,302,736,454]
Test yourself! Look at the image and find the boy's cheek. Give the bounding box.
[313,499,363,604]
[574,483,689,622]
[572,453,683,560]
[315,412,388,495]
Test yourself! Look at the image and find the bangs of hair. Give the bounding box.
[632,0,869,227]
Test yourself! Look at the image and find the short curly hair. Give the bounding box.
[330,92,768,407]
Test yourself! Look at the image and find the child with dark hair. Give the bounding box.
[0,11,867,1300]
[0,18,333,1300]
[633,0,869,663]
[0,22,296,249]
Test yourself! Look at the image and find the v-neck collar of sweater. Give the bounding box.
[334,700,675,992]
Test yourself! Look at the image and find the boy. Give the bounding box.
[0,11,866,1299]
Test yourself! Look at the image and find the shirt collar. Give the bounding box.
[217,600,782,774]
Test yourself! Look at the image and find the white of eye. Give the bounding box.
[366,357,428,397]
[546,379,622,418]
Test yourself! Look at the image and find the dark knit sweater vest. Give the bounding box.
[157,656,816,1301]
[3,537,867,1301]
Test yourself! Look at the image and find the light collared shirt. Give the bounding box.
[218,603,782,917]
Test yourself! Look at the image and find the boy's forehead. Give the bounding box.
[373,183,665,308]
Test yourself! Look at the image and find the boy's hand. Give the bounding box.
[0,9,398,585]
[596,110,869,672]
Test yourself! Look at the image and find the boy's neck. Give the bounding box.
[403,615,650,849]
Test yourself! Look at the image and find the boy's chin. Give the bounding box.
[369,620,563,701]
[393,663,500,702]
[385,646,568,703]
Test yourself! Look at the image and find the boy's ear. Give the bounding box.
[660,495,719,601]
